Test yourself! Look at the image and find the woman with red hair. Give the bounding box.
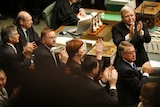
[66,38,104,78]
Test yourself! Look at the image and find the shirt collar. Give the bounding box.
[88,75,94,80]
[21,27,27,32]
[69,0,72,5]
[44,44,51,51]
[125,23,135,29]
[122,58,133,67]
[7,43,15,48]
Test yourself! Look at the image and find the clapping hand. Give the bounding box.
[23,42,34,58]
[142,61,153,74]
[129,24,134,38]
[136,21,143,34]
[96,39,104,60]
[59,46,69,64]
[101,65,118,87]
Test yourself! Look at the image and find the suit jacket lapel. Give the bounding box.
[18,26,28,45]
[121,22,130,34]
[6,44,17,54]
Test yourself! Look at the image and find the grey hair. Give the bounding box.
[120,5,135,17]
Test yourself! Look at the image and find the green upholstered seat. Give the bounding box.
[42,1,56,28]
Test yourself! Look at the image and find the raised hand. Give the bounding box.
[23,42,34,58]
[129,24,134,38]
[59,46,69,64]
[136,21,143,35]
[96,39,104,60]
[101,65,118,87]
[142,61,153,74]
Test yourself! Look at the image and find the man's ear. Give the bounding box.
[92,67,98,75]
[19,19,23,25]
[8,36,12,42]
[41,38,45,44]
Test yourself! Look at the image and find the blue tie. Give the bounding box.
[133,63,137,71]
[132,63,140,77]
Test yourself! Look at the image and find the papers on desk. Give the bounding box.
[77,12,98,21]
[144,40,160,54]
[56,37,73,45]
[56,37,96,46]
[150,60,160,67]
[77,14,93,21]
[144,28,160,54]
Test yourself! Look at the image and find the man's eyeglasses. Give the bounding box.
[123,50,137,54]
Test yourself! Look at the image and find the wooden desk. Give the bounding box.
[135,1,160,28]
[87,41,117,65]
[55,9,121,41]
[55,25,112,41]
[81,24,113,41]
[55,26,65,34]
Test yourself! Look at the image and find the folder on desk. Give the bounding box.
[67,18,92,36]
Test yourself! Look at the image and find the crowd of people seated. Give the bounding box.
[0,0,160,107]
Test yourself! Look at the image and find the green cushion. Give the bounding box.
[102,13,121,22]
[42,1,56,27]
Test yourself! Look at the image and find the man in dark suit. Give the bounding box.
[0,27,68,106]
[13,11,41,54]
[34,27,68,75]
[0,24,34,97]
[51,0,87,30]
[23,27,68,106]
[112,5,151,67]
[67,56,118,107]
[115,41,153,107]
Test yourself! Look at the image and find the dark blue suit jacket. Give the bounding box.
[115,57,149,107]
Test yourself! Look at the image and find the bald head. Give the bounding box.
[17,11,32,20]
[13,11,33,29]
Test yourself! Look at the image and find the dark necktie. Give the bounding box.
[133,63,137,71]
[25,30,29,42]
[71,4,74,10]
[132,63,140,77]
